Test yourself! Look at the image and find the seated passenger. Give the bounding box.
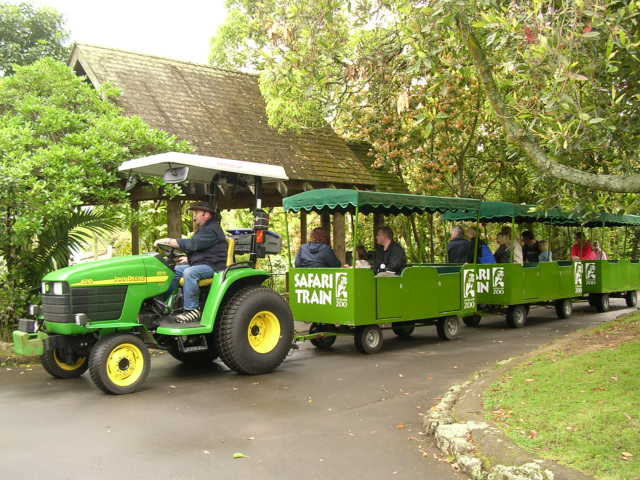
[521,230,541,263]
[571,232,597,260]
[499,226,523,264]
[494,233,511,263]
[466,226,496,264]
[538,240,553,262]
[295,227,341,268]
[593,240,608,260]
[155,202,228,323]
[373,226,407,275]
[448,225,470,264]
[355,245,372,269]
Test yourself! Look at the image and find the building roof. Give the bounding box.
[69,44,402,191]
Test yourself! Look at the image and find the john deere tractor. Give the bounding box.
[12,153,294,394]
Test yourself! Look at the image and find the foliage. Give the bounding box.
[0,2,69,76]
[0,59,190,332]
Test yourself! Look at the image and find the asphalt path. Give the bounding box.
[0,299,634,480]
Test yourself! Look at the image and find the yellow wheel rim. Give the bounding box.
[247,311,281,354]
[53,351,87,371]
[106,343,145,387]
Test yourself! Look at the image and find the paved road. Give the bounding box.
[0,300,634,480]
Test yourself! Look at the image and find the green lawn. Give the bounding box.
[485,315,640,480]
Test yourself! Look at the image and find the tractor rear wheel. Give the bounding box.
[89,334,150,395]
[167,334,218,366]
[41,349,88,379]
[554,299,573,319]
[309,323,337,350]
[354,325,384,354]
[625,290,638,308]
[437,316,461,340]
[217,286,294,374]
[506,305,527,328]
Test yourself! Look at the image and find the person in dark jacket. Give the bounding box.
[466,226,496,264]
[155,202,228,323]
[295,227,341,268]
[373,226,407,275]
[521,230,540,263]
[448,225,470,263]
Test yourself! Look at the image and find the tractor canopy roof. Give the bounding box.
[118,152,289,184]
[283,189,480,215]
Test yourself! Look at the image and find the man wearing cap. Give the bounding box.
[155,202,228,323]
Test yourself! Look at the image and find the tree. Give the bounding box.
[211,0,640,194]
[0,2,69,76]
[0,59,191,331]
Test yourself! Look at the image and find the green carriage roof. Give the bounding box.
[444,201,640,227]
[282,189,481,215]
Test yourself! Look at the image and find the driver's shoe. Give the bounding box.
[175,309,201,324]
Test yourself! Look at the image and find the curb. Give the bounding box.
[424,363,594,480]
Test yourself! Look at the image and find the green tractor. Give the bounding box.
[12,153,294,394]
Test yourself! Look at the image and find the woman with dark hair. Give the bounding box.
[295,227,342,268]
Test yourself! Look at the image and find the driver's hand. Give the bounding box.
[154,238,169,247]
[155,238,178,248]
[177,256,188,264]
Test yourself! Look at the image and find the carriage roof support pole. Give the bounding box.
[352,207,359,269]
[623,226,628,259]
[510,216,515,263]
[300,211,307,245]
[429,213,435,263]
[284,209,292,268]
[473,213,480,264]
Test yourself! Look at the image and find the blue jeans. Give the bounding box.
[166,264,215,311]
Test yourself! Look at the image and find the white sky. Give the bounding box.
[14,0,229,64]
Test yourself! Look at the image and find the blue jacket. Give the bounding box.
[295,242,341,268]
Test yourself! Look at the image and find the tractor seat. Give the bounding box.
[178,237,235,288]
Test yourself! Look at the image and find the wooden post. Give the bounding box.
[333,212,346,264]
[300,211,307,245]
[373,212,384,245]
[131,200,140,255]
[167,198,182,238]
[321,212,331,245]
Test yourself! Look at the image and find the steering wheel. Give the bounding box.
[155,243,186,263]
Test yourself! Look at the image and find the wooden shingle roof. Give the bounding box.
[69,44,394,189]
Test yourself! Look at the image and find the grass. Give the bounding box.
[484,313,640,480]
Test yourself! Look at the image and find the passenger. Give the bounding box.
[295,227,341,268]
[592,240,608,260]
[448,225,470,264]
[155,202,228,323]
[521,230,541,263]
[571,232,597,260]
[466,226,496,264]
[355,245,372,268]
[499,226,523,264]
[538,240,553,262]
[373,226,407,275]
[494,233,511,263]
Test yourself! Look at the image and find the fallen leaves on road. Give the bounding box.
[395,424,406,430]
[524,378,536,382]
[621,452,634,460]
[528,430,538,439]
[233,452,249,459]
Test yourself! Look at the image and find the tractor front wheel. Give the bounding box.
[41,349,88,379]
[89,334,150,395]
[217,286,294,375]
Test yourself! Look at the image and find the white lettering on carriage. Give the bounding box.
[477,268,491,294]
[293,272,349,307]
[492,267,505,295]
[574,262,583,294]
[463,269,476,310]
[585,263,597,286]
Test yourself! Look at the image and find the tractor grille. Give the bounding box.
[42,286,128,323]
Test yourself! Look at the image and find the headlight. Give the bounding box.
[52,282,65,295]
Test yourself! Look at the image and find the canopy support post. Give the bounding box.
[373,212,384,245]
[429,213,435,263]
[284,210,292,268]
[473,214,480,264]
[623,226,628,259]
[300,211,307,245]
[333,212,346,265]
[353,207,359,269]
[321,212,331,244]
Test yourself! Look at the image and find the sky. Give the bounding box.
[16,0,229,64]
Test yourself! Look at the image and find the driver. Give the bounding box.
[155,202,228,323]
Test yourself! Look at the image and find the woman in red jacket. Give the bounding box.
[571,232,597,260]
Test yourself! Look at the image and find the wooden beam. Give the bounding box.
[373,212,385,244]
[300,211,307,245]
[167,198,182,238]
[130,200,140,255]
[333,212,346,264]
[321,213,331,245]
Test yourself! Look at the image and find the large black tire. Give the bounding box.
[554,299,573,319]
[89,334,151,395]
[463,314,482,328]
[593,293,610,313]
[392,324,415,338]
[354,325,384,354]
[309,323,337,350]
[436,316,461,340]
[506,305,527,328]
[625,290,638,308]
[217,286,294,375]
[41,349,88,379]
[167,334,218,366]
